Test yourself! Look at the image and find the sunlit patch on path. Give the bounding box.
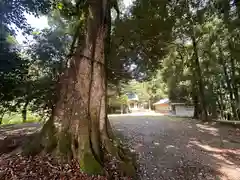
[110,114,240,180]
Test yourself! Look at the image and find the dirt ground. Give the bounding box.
[0,115,240,180]
[110,114,240,180]
[0,123,41,155]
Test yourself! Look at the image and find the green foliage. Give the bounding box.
[1,112,40,125]
[110,0,177,81]
[157,0,240,119]
[80,152,103,174]
[119,78,167,104]
[1,0,240,127]
[1,0,51,35]
[0,0,52,122]
[0,25,29,120]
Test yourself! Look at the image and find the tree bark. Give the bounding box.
[0,114,4,125]
[22,99,29,123]
[45,0,107,171]
[191,34,208,121]
[26,0,135,176]
[28,0,107,173]
[218,46,238,120]
[148,100,151,110]
[216,83,225,119]
[191,79,199,119]
[217,98,224,119]
[228,42,239,115]
[230,56,239,104]
[230,56,239,120]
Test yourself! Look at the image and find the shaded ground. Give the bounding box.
[0,123,131,180]
[110,114,240,180]
[0,115,240,180]
[0,123,41,155]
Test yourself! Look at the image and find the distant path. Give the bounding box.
[110,114,240,180]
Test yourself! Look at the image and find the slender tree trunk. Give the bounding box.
[193,98,199,119]
[191,80,199,119]
[230,56,239,104]
[121,104,123,114]
[230,56,239,120]
[148,100,151,110]
[216,84,224,119]
[210,102,218,119]
[0,113,4,125]
[191,34,208,121]
[208,82,218,119]
[22,99,29,123]
[218,47,238,120]
[222,8,239,120]
[228,42,239,113]
[216,99,222,118]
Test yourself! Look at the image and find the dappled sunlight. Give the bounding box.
[187,125,193,128]
[111,115,240,179]
[219,165,240,180]
[0,124,41,137]
[196,123,220,136]
[188,139,240,180]
[189,139,240,156]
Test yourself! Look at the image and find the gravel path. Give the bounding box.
[110,114,240,180]
[1,116,240,180]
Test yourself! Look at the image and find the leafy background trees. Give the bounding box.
[1,0,240,124]
[114,0,240,121]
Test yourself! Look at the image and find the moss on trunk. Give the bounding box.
[24,0,136,177]
[80,152,103,174]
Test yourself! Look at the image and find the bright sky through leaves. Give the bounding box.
[16,0,134,44]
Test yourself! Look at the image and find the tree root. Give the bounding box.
[22,118,137,178]
[102,134,137,178]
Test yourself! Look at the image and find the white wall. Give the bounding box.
[175,105,194,117]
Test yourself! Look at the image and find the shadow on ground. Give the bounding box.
[0,116,239,180]
[110,115,240,180]
[0,123,41,155]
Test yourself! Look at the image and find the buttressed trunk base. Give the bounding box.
[25,0,136,177]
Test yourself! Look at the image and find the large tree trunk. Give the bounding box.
[26,0,135,176]
[41,0,107,172]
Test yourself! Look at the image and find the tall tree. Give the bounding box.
[26,0,135,176]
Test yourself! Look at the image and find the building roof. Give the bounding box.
[153,98,169,105]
